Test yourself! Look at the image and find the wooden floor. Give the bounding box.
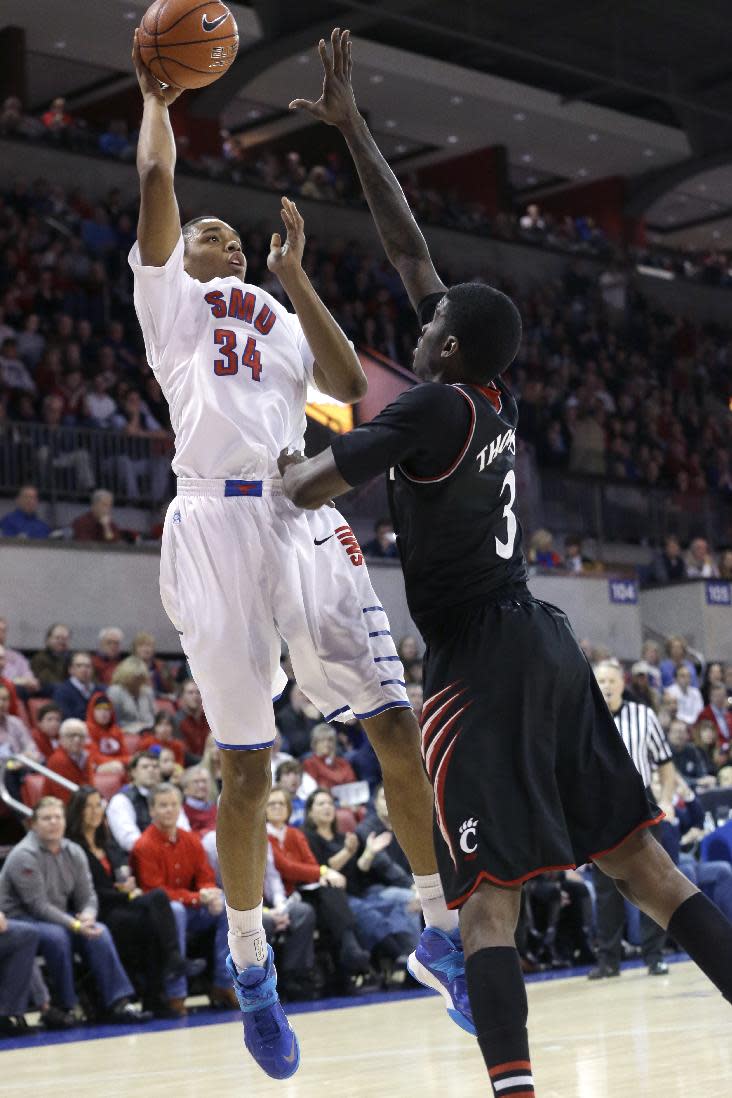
[3,963,728,1097]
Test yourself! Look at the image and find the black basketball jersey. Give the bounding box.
[386,378,527,630]
[331,298,527,632]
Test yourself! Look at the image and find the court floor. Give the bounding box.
[2,961,728,1097]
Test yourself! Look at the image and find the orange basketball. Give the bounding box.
[138,0,239,89]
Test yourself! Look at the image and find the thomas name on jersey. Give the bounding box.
[476,427,516,471]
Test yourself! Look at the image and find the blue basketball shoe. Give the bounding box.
[407,927,475,1035]
[226,948,300,1079]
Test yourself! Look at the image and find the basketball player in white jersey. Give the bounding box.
[130,31,472,1079]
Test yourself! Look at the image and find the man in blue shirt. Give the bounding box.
[0,485,51,539]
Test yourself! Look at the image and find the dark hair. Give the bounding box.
[181,216,222,248]
[66,786,110,848]
[443,282,522,382]
[275,759,301,779]
[153,710,175,731]
[38,702,62,721]
[304,787,337,832]
[129,749,158,771]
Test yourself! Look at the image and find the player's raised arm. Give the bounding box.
[268,197,367,403]
[290,28,446,311]
[132,29,184,267]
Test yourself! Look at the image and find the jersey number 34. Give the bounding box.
[213,329,262,381]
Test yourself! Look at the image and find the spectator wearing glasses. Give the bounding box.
[266,785,371,990]
[42,719,94,803]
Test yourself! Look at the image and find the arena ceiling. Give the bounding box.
[6,0,732,247]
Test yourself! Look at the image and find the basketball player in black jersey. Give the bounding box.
[281,29,732,1094]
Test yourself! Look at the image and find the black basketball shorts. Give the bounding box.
[420,590,662,909]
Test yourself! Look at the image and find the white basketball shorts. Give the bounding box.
[160,478,410,750]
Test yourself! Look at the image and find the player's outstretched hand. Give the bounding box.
[289,27,359,129]
[132,29,184,106]
[268,197,306,282]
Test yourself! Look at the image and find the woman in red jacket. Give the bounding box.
[301,724,357,790]
[265,785,371,991]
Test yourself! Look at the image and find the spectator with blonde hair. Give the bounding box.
[108,656,156,733]
[131,631,175,696]
[91,626,124,686]
[527,528,563,570]
[201,732,222,794]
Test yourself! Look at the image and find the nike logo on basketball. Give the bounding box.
[314,534,334,545]
[202,12,228,32]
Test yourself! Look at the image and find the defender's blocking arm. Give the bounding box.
[290,28,446,311]
[132,29,183,267]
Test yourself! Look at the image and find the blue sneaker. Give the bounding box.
[226,948,300,1079]
[407,927,475,1035]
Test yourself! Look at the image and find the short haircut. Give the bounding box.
[150,781,182,805]
[593,658,623,677]
[181,216,238,249]
[38,702,62,721]
[311,722,335,747]
[276,759,301,779]
[60,718,87,738]
[443,282,522,382]
[130,749,159,771]
[98,626,123,643]
[32,795,64,819]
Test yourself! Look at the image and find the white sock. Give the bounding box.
[226,901,268,971]
[413,873,459,934]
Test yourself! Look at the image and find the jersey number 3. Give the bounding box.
[213,329,262,381]
[495,469,517,559]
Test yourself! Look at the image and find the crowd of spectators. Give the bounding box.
[1,603,732,1031]
[0,171,729,525]
[0,612,431,1034]
[4,92,732,286]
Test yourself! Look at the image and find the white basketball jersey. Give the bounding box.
[129,234,315,480]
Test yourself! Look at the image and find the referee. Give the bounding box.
[589,659,677,979]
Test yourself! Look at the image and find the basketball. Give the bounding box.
[138,0,239,89]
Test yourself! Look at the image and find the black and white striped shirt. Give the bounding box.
[612,700,673,788]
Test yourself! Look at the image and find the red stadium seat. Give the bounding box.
[335,807,357,833]
[123,733,143,756]
[20,774,45,809]
[154,698,177,715]
[93,771,124,800]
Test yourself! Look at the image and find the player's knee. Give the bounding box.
[364,707,421,768]
[220,749,272,807]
